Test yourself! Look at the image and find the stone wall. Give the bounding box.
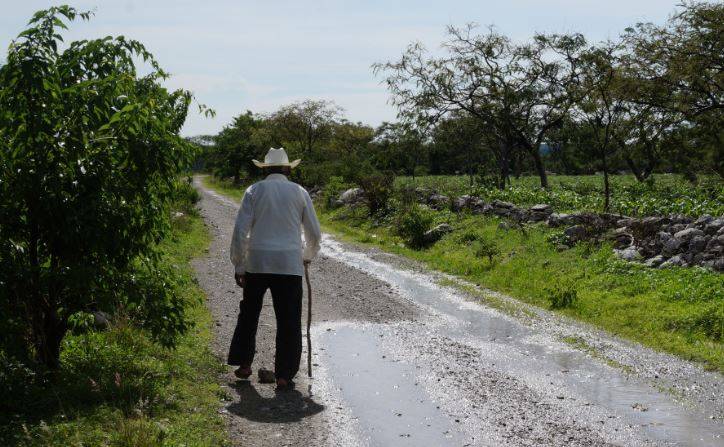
[334,187,723,272]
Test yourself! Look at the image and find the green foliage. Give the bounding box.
[0,192,228,447]
[207,111,268,184]
[395,204,434,248]
[0,6,202,368]
[357,171,395,216]
[473,239,500,264]
[545,281,578,309]
[322,176,352,209]
[397,174,724,217]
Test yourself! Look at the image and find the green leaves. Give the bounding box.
[0,6,202,368]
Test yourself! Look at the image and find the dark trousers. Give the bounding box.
[227,272,303,381]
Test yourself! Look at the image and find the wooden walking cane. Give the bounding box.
[304,261,313,378]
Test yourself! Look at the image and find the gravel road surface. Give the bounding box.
[192,177,722,447]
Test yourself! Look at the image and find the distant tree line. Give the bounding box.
[200,2,721,209]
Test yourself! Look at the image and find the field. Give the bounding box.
[396,174,724,217]
[0,188,230,447]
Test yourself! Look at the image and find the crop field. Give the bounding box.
[396,174,724,218]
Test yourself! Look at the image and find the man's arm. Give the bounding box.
[301,189,322,264]
[230,186,254,287]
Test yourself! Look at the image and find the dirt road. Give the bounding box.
[192,177,722,447]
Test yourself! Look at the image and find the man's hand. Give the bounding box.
[235,273,246,288]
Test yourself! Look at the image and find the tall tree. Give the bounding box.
[212,111,266,184]
[573,42,628,212]
[507,33,586,188]
[0,7,206,367]
[374,26,586,189]
[270,99,343,157]
[622,1,724,178]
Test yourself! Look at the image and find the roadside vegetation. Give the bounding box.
[1,7,227,446]
[0,180,229,446]
[396,174,724,218]
[320,197,723,372]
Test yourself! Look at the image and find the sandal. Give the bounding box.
[275,378,295,390]
[234,365,252,379]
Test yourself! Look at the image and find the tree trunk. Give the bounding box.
[499,142,511,190]
[602,152,611,212]
[625,155,645,182]
[35,311,65,369]
[531,148,549,189]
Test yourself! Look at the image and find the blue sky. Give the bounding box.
[1,1,694,136]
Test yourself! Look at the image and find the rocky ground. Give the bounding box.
[193,177,722,447]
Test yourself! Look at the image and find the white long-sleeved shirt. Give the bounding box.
[230,173,322,276]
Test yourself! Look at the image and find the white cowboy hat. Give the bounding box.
[252,147,301,168]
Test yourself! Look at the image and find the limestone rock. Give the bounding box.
[423,223,453,245]
[338,188,364,205]
[615,247,643,262]
[674,227,704,242]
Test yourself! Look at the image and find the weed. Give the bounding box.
[395,204,435,249]
[545,281,578,309]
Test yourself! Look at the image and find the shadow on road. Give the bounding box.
[227,380,325,423]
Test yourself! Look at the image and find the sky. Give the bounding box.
[0,1,696,136]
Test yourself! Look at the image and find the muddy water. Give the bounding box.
[318,237,723,447]
[319,324,468,446]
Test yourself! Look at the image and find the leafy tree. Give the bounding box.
[212,111,267,184]
[622,1,723,178]
[507,32,586,188]
[374,26,585,189]
[0,7,207,368]
[373,27,516,188]
[573,42,628,212]
[269,99,343,157]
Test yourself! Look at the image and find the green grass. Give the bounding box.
[201,175,244,202]
[397,174,724,217]
[0,199,230,446]
[202,176,723,373]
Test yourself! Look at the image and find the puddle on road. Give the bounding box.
[320,238,723,447]
[318,325,468,446]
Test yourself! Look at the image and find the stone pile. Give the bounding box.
[612,215,724,270]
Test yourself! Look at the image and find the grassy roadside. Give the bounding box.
[203,175,245,202]
[0,188,230,446]
[202,176,723,373]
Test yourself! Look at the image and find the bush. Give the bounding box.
[172,179,201,216]
[322,176,352,209]
[545,281,578,309]
[358,171,395,216]
[473,239,500,263]
[395,204,435,248]
[0,7,200,368]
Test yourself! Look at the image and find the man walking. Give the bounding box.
[228,147,322,389]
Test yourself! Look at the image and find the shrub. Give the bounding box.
[172,179,201,216]
[358,171,395,216]
[395,204,435,249]
[0,7,202,368]
[545,281,578,309]
[322,176,351,209]
[473,239,500,263]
